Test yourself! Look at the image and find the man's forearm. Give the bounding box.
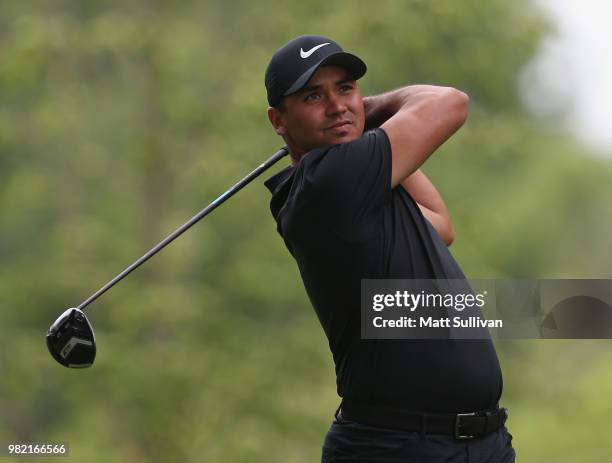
[401,169,449,216]
[401,170,455,245]
[363,85,453,131]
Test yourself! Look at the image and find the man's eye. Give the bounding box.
[340,85,353,92]
[304,93,320,102]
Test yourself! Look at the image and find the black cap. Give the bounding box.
[265,35,367,107]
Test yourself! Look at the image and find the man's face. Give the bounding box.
[269,65,365,160]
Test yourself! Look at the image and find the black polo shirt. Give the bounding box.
[264,128,502,413]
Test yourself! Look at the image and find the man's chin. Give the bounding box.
[299,129,363,154]
[325,128,362,144]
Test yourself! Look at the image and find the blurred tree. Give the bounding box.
[1,0,611,461]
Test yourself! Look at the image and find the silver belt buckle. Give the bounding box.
[455,412,477,439]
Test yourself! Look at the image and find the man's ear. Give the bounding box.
[267,107,287,136]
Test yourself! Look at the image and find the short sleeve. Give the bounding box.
[301,128,392,239]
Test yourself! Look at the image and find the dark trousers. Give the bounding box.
[321,413,516,463]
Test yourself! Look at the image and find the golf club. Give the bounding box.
[47,146,289,368]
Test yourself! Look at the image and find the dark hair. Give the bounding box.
[274,99,287,113]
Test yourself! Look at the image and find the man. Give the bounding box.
[263,35,515,462]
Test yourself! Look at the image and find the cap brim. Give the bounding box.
[283,52,367,97]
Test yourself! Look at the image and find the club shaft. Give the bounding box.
[77,146,289,311]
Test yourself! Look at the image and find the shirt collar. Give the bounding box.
[264,164,296,195]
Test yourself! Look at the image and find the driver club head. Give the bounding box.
[46,308,96,368]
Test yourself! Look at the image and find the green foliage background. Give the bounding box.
[1,1,611,461]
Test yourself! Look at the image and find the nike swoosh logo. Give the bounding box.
[300,43,331,58]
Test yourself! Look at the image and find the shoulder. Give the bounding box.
[288,128,393,234]
[304,128,390,162]
[297,128,391,181]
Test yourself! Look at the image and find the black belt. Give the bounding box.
[337,399,508,440]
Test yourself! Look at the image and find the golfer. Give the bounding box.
[264,35,515,462]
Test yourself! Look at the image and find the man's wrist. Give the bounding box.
[363,94,396,131]
[363,87,416,130]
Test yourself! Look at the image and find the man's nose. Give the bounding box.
[326,92,347,114]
